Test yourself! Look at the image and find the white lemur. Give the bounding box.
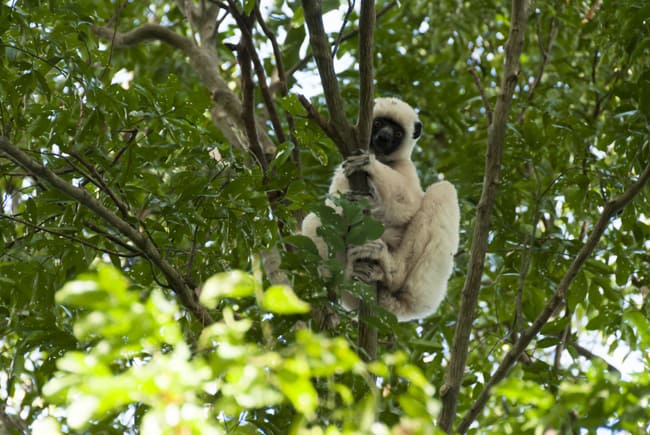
[301,97,460,322]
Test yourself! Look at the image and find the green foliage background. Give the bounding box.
[1,0,649,433]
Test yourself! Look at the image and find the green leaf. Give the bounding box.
[278,94,307,116]
[55,279,105,307]
[347,216,384,246]
[199,270,258,308]
[262,285,310,314]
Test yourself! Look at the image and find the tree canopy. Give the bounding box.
[1,0,649,433]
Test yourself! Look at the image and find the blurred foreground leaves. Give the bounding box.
[41,264,441,434]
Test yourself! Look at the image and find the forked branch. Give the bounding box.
[301,0,378,360]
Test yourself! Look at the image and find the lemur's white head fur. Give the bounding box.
[372,97,422,161]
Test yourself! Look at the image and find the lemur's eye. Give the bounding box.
[395,131,403,138]
[373,120,382,128]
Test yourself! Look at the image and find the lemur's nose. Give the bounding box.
[375,127,393,145]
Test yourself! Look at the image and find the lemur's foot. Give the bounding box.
[347,240,386,263]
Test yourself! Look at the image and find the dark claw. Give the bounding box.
[352,260,384,284]
[343,190,373,202]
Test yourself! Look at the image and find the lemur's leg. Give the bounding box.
[377,181,460,321]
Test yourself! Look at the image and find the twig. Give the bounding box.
[438,1,531,432]
[69,150,131,219]
[571,342,620,374]
[554,309,572,370]
[298,95,338,140]
[85,220,143,254]
[99,0,128,79]
[455,159,650,433]
[254,4,301,172]
[468,65,493,126]
[517,10,559,124]
[331,0,356,59]
[513,167,542,340]
[0,136,214,325]
[228,1,287,145]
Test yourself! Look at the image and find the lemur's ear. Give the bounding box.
[413,121,423,139]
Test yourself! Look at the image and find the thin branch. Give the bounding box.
[302,0,378,361]
[455,159,650,433]
[571,342,621,374]
[254,4,301,172]
[517,10,559,124]
[69,150,131,219]
[298,95,338,139]
[0,136,214,325]
[468,65,493,126]
[186,225,200,281]
[438,1,531,432]
[0,214,138,258]
[331,0,356,59]
[85,220,143,254]
[554,310,572,370]
[228,1,287,145]
[513,167,542,340]
[232,40,268,172]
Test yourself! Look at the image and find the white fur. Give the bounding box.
[301,98,460,322]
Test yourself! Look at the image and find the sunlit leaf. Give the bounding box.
[262,285,310,314]
[199,270,258,308]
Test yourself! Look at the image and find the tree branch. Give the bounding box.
[92,23,194,52]
[68,150,131,219]
[254,4,301,173]
[355,0,377,362]
[455,159,650,433]
[301,0,356,154]
[233,40,268,172]
[0,214,139,258]
[571,342,621,375]
[438,1,531,432]
[286,1,397,79]
[228,1,287,146]
[92,22,277,159]
[357,0,375,152]
[0,136,214,325]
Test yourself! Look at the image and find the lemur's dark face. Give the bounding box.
[370,117,423,161]
[370,117,406,157]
